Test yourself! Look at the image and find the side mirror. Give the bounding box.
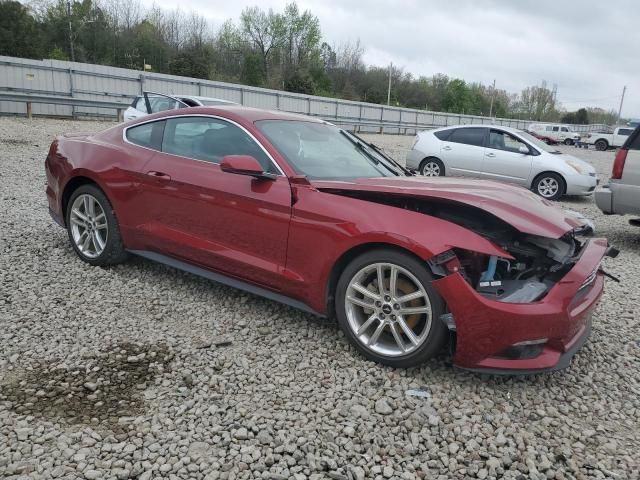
[220,155,275,180]
[518,145,530,155]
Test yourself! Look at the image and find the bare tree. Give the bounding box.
[240,6,286,81]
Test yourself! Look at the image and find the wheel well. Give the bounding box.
[595,138,608,146]
[325,242,431,317]
[61,176,99,224]
[531,171,566,193]
[420,156,444,174]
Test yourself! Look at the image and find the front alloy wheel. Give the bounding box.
[534,173,564,200]
[336,249,447,367]
[420,158,444,177]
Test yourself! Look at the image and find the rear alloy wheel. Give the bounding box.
[335,249,447,367]
[420,158,445,177]
[595,139,608,151]
[564,138,573,146]
[66,184,128,266]
[533,173,565,201]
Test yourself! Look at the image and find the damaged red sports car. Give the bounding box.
[45,106,617,373]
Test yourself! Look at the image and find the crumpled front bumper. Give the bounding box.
[433,238,609,374]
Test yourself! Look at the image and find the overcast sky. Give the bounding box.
[141,0,639,117]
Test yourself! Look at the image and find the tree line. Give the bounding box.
[0,0,620,124]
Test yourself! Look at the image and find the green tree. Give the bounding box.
[444,79,470,113]
[240,6,286,84]
[575,108,589,124]
[0,0,43,58]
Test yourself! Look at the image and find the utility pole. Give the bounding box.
[488,79,496,118]
[387,62,392,106]
[67,0,75,62]
[617,85,627,125]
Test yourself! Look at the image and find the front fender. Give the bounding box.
[286,187,510,314]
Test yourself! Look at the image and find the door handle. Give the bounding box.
[442,146,452,151]
[485,152,496,158]
[146,171,171,181]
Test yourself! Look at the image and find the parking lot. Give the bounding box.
[1,117,639,479]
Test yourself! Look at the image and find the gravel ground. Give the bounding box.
[0,118,639,480]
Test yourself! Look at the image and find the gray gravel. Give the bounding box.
[1,118,639,480]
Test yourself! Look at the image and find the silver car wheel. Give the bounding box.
[70,194,108,259]
[344,262,433,357]
[421,161,441,176]
[537,177,559,198]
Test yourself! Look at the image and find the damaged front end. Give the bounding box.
[418,202,617,373]
[324,189,617,373]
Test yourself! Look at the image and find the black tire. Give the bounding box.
[564,138,573,146]
[595,139,608,151]
[532,172,565,201]
[335,249,448,368]
[419,157,445,177]
[65,184,128,266]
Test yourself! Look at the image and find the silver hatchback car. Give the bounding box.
[406,125,597,200]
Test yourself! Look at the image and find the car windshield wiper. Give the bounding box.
[350,132,414,176]
[340,131,405,177]
[339,130,398,176]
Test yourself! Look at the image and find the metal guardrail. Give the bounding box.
[0,91,129,120]
[0,90,611,137]
[0,91,438,132]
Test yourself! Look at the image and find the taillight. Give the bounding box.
[611,148,628,179]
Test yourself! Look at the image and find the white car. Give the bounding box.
[406,125,597,200]
[585,126,635,151]
[528,123,581,145]
[123,92,236,122]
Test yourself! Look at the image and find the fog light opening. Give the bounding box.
[496,338,548,360]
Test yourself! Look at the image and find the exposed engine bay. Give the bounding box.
[327,190,587,303]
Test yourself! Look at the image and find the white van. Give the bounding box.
[527,124,581,145]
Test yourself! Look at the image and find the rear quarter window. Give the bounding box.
[434,130,453,141]
[126,121,165,150]
[446,127,486,147]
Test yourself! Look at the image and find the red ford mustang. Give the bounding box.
[45,106,616,373]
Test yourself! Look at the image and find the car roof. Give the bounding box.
[433,124,522,134]
[133,104,326,124]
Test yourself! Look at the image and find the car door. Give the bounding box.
[480,129,533,185]
[133,115,292,289]
[438,127,487,177]
[123,96,148,122]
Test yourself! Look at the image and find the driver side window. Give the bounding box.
[488,130,529,154]
[161,116,277,172]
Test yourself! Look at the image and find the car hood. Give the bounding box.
[311,176,584,239]
[559,154,596,175]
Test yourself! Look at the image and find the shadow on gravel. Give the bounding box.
[0,342,173,432]
[560,196,593,205]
